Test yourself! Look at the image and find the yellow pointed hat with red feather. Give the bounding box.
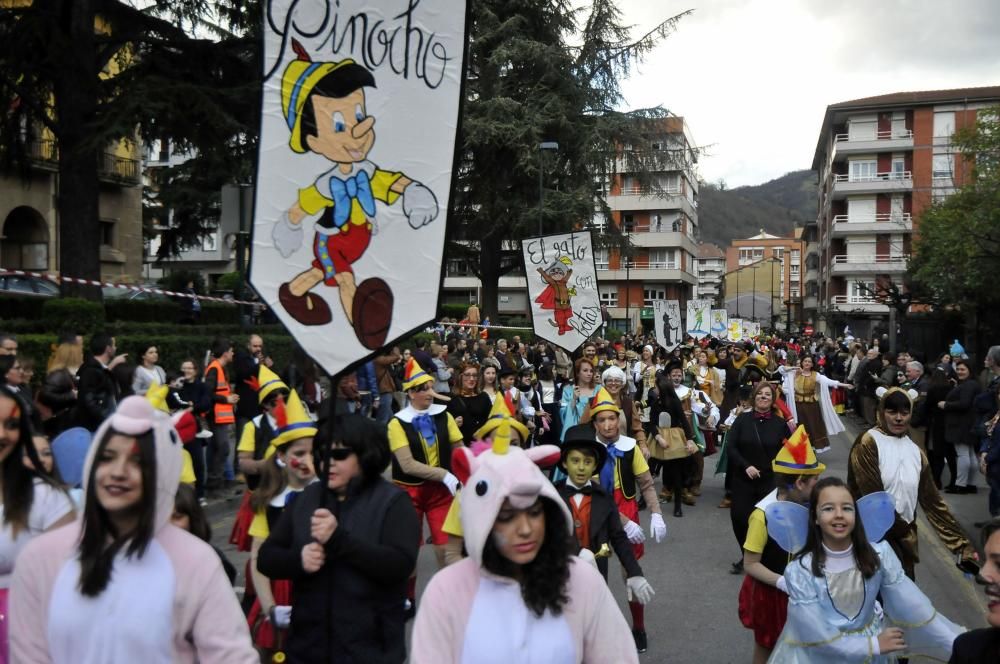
[771,425,825,475]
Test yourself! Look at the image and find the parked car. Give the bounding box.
[101,285,171,301]
[0,273,60,297]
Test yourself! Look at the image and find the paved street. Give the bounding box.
[209,415,990,663]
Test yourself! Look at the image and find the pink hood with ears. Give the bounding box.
[83,396,183,534]
[455,439,569,567]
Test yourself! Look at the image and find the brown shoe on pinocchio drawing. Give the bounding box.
[278,282,332,326]
[351,277,393,350]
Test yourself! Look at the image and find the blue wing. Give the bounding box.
[764,501,810,554]
[857,491,896,543]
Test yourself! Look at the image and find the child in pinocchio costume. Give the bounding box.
[739,425,824,664]
[589,386,668,653]
[245,390,317,656]
[388,357,465,608]
[272,39,440,349]
[535,256,576,335]
[556,424,655,601]
[230,364,290,553]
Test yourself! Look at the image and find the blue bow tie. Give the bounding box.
[599,444,626,494]
[329,170,376,227]
[413,414,437,448]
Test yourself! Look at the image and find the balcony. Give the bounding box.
[830,130,914,162]
[22,139,141,185]
[831,172,912,199]
[830,254,909,275]
[830,213,913,236]
[627,229,698,254]
[606,186,696,217]
[596,261,697,284]
[830,295,889,313]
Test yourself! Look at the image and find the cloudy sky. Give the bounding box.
[613,0,1000,187]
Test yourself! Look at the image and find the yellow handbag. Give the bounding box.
[650,411,689,461]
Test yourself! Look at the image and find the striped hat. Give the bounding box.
[771,425,825,475]
[587,386,619,418]
[474,392,530,443]
[402,357,433,391]
[267,390,318,455]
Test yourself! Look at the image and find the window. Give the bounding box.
[790,288,800,298]
[891,156,905,179]
[932,153,952,180]
[100,220,116,248]
[623,214,635,231]
[851,281,875,301]
[202,231,217,252]
[847,118,877,141]
[891,112,907,138]
[933,111,955,139]
[594,248,609,270]
[849,160,877,182]
[772,247,784,260]
[649,249,676,269]
[599,285,618,307]
[643,286,666,306]
[790,264,800,276]
[738,247,764,265]
[791,249,800,262]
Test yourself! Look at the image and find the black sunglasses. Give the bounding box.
[329,447,354,461]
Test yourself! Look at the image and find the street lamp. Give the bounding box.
[538,141,559,236]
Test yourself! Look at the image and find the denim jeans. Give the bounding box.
[376,392,395,425]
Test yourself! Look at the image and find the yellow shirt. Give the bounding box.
[249,509,269,539]
[743,508,768,553]
[180,449,196,486]
[442,493,463,537]
[298,167,403,228]
[237,420,257,455]
[388,413,464,468]
[613,444,650,490]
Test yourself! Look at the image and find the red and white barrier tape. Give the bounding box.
[0,269,261,306]
[431,320,534,331]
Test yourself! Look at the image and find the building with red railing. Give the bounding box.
[809,85,1000,337]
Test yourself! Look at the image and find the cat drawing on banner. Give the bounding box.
[535,257,576,335]
[664,301,682,348]
[270,40,439,350]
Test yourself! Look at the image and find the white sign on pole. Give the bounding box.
[521,232,601,351]
[742,320,756,341]
[686,299,711,340]
[710,309,728,339]
[653,299,682,351]
[249,0,467,375]
[728,318,744,342]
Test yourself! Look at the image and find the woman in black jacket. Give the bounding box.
[258,414,419,664]
[725,381,790,559]
[925,368,956,489]
[938,358,983,494]
[172,358,213,500]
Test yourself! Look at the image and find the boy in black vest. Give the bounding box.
[556,425,654,623]
[387,358,465,613]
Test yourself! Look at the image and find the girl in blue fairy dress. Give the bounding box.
[766,476,964,663]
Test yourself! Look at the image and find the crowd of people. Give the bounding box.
[0,324,998,662]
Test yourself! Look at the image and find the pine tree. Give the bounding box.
[452,0,691,320]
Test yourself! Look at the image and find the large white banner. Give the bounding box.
[710,308,728,339]
[653,299,682,352]
[522,232,601,351]
[685,299,711,340]
[249,0,467,375]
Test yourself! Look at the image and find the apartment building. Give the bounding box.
[694,242,725,305]
[811,85,1000,338]
[723,230,804,326]
[0,139,143,284]
[596,116,700,332]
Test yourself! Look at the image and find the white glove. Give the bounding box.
[442,472,461,496]
[650,512,667,543]
[626,576,656,605]
[272,211,303,258]
[623,519,646,544]
[775,575,788,594]
[270,605,292,629]
[402,182,439,229]
[577,547,599,570]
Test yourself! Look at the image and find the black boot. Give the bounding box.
[632,629,648,653]
[673,503,683,517]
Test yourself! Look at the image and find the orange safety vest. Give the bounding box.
[205,359,235,424]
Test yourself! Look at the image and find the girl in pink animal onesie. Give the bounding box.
[411,422,638,663]
[10,396,258,663]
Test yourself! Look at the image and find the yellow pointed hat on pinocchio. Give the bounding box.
[267,390,318,457]
[280,39,375,154]
[247,364,288,404]
[474,392,529,443]
[402,357,433,391]
[587,386,619,418]
[771,425,825,475]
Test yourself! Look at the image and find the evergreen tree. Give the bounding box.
[452,0,691,320]
[0,0,258,298]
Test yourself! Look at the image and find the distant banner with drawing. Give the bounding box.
[653,299,682,351]
[686,299,711,340]
[710,309,728,339]
[728,318,744,341]
[522,231,600,351]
